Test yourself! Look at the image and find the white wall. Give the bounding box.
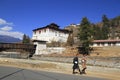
[33,42,46,55]
[92,42,120,47]
[34,47,65,55]
[46,47,65,54]
[32,28,69,43]
[116,43,120,46]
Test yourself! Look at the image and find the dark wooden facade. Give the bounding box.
[0,43,36,57]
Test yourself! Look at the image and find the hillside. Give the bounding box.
[64,15,120,41]
[0,35,21,43]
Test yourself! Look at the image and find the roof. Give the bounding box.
[33,23,71,33]
[93,40,120,43]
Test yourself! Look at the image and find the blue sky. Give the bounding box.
[0,0,120,39]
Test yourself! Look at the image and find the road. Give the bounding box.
[0,66,108,80]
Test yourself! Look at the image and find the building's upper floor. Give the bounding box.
[32,23,71,43]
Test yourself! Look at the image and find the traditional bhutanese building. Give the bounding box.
[32,23,70,43]
[32,23,70,55]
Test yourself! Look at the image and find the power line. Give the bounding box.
[0,69,24,80]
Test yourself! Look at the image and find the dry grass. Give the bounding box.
[0,58,58,71]
[46,46,120,58]
[91,46,120,57]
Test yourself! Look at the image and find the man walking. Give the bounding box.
[81,54,87,74]
[72,54,82,74]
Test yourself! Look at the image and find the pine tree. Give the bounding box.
[101,15,110,39]
[22,34,30,44]
[92,24,102,40]
[78,17,93,55]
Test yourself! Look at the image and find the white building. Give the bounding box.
[32,23,70,55]
[92,40,120,47]
[32,40,47,55]
[32,23,70,43]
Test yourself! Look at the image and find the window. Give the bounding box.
[55,31,57,36]
[39,30,41,34]
[44,29,46,32]
[34,31,36,35]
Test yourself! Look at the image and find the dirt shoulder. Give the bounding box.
[0,58,120,80]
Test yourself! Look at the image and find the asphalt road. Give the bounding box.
[0,66,108,80]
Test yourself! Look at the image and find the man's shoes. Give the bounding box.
[80,72,82,75]
[73,72,75,74]
[82,71,86,74]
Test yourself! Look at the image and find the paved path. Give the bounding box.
[0,66,108,80]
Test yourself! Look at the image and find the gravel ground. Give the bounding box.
[1,52,120,68]
[32,56,120,69]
